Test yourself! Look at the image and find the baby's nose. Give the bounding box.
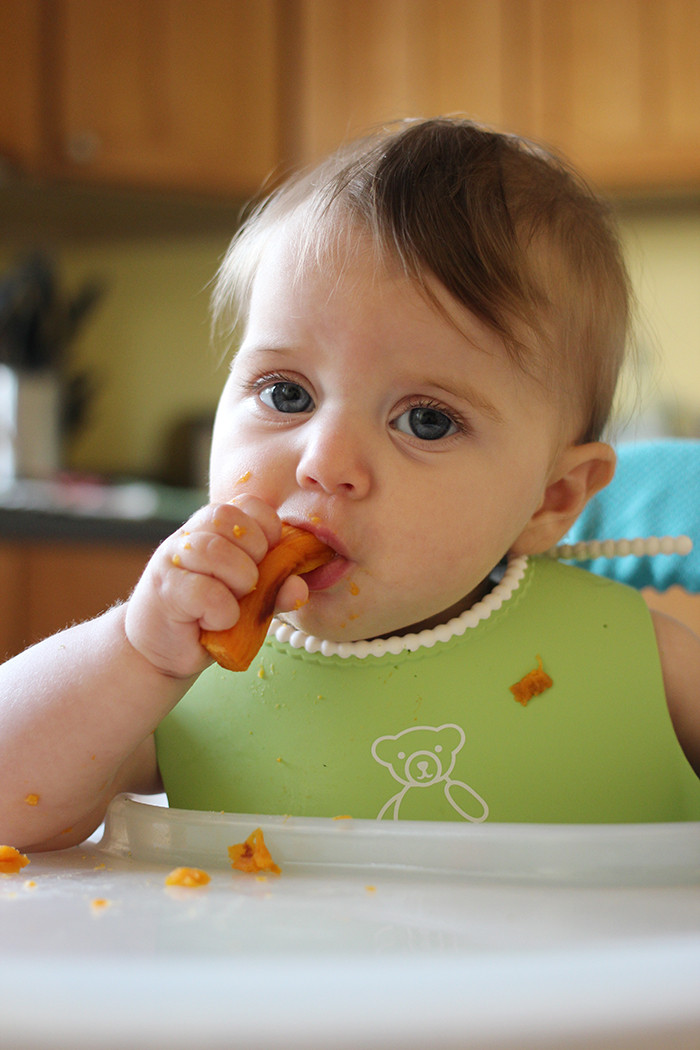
[296,414,372,498]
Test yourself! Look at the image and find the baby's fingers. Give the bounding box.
[164,564,241,633]
[276,574,309,615]
[182,501,274,565]
[169,529,259,600]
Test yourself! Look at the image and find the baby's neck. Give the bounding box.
[376,573,495,640]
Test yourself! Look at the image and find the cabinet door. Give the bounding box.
[0,0,44,172]
[287,0,700,192]
[0,541,153,660]
[286,0,515,166]
[48,0,281,195]
[26,543,152,651]
[0,543,27,660]
[527,0,700,190]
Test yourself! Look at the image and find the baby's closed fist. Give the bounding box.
[124,500,282,678]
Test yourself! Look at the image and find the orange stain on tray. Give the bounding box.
[165,867,211,888]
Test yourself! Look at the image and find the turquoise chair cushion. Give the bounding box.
[565,439,700,592]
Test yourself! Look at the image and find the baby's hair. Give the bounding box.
[213,117,631,442]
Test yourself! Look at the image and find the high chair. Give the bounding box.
[562,438,700,635]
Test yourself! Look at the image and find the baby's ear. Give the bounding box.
[511,442,616,556]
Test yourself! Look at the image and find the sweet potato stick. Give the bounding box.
[200,524,334,671]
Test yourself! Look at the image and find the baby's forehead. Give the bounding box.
[252,216,546,365]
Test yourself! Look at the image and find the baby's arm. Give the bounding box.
[0,498,301,851]
[653,610,700,776]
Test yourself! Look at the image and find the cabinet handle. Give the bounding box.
[65,131,101,165]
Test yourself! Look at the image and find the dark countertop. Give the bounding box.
[0,479,206,546]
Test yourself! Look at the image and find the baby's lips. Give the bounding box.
[299,554,350,591]
[289,519,349,562]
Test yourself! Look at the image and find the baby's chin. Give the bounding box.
[275,609,372,643]
[276,596,473,643]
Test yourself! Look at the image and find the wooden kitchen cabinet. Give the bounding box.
[521,0,700,191]
[0,0,282,196]
[0,540,153,661]
[0,0,44,173]
[286,0,700,192]
[47,0,282,195]
[2,0,700,199]
[284,0,518,166]
[46,0,282,195]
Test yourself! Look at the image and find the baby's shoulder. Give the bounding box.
[651,610,700,775]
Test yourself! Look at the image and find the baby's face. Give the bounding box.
[210,228,565,642]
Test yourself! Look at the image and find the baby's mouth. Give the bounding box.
[282,517,353,591]
[300,553,350,591]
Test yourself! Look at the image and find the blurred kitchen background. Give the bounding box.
[1,0,699,656]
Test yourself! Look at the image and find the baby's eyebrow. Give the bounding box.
[240,342,297,356]
[431,380,504,424]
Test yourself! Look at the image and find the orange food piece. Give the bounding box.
[228,828,281,874]
[510,655,553,706]
[201,524,334,671]
[90,898,112,911]
[164,866,211,888]
[0,845,30,875]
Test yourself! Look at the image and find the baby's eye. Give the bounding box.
[259,381,314,414]
[392,405,459,441]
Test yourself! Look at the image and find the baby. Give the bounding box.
[2,118,699,849]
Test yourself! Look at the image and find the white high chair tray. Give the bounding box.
[2,794,700,1050]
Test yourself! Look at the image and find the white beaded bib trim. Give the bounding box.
[268,554,529,661]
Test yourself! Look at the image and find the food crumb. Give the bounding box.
[236,471,252,484]
[333,815,352,820]
[23,880,37,890]
[257,665,266,679]
[0,846,29,875]
[24,793,40,806]
[510,655,553,706]
[349,581,360,596]
[164,867,211,888]
[365,885,376,893]
[229,828,281,874]
[233,524,246,538]
[171,553,182,567]
[90,898,112,912]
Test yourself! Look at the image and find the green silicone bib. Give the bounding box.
[156,557,700,823]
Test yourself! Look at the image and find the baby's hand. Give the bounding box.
[125,497,299,679]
